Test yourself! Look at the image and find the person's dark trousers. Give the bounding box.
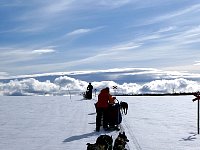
[96,107,108,131]
[88,90,92,99]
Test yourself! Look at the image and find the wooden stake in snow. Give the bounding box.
[94,89,97,97]
[192,91,200,134]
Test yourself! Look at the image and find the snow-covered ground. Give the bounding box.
[0,95,200,150]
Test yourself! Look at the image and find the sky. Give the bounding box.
[1,0,200,77]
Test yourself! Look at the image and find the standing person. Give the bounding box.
[87,82,93,99]
[95,87,116,132]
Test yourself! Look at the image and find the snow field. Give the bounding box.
[0,95,200,150]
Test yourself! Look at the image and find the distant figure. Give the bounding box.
[95,87,116,132]
[86,83,93,99]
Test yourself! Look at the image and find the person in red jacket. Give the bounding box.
[95,87,116,132]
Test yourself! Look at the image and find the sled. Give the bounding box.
[83,90,92,99]
[107,102,122,129]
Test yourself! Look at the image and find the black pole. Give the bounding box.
[94,89,97,97]
[198,100,199,134]
[192,92,200,134]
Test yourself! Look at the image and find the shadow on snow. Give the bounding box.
[63,131,100,143]
[63,130,114,143]
[180,132,198,141]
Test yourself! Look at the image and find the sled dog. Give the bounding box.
[120,102,128,115]
[113,132,129,150]
[87,134,113,150]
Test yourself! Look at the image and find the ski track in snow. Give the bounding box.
[121,115,142,150]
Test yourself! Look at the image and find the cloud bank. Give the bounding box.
[1,74,200,96]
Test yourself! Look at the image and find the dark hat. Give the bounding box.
[105,87,109,91]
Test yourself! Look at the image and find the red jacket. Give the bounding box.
[96,88,115,108]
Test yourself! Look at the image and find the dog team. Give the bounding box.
[87,132,129,150]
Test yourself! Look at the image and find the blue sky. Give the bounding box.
[1,0,200,77]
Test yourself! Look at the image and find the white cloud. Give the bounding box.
[1,77,199,96]
[143,4,200,26]
[139,78,200,94]
[194,61,200,66]
[32,49,55,54]
[0,49,36,64]
[1,68,200,96]
[157,26,176,33]
[0,47,56,66]
[0,72,9,79]
[4,67,200,82]
[42,0,75,14]
[161,4,200,20]
[0,78,59,96]
[96,0,132,8]
[17,0,75,21]
[66,27,104,37]
[0,76,88,96]
[111,42,142,51]
[54,76,88,94]
[67,28,92,36]
[0,46,56,65]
